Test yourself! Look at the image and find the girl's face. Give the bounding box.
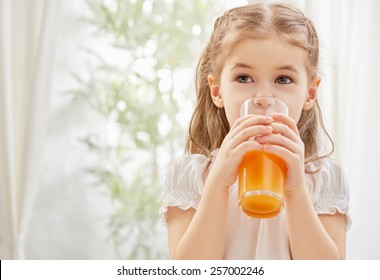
[209,36,320,127]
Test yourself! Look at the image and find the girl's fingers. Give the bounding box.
[233,138,263,157]
[229,115,273,139]
[223,113,303,162]
[255,133,302,155]
[262,144,299,164]
[270,122,300,144]
[271,113,300,137]
[229,125,272,146]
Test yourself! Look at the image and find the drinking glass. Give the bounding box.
[238,97,289,218]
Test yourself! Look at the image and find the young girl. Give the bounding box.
[160,3,351,260]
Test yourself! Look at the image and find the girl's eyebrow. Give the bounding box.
[277,65,299,74]
[230,62,254,71]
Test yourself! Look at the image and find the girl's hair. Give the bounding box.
[185,3,334,165]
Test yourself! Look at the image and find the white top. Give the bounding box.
[159,150,351,260]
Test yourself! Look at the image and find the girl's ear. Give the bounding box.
[303,77,321,110]
[208,74,224,108]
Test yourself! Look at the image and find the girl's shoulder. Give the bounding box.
[160,153,211,225]
[167,152,211,182]
[170,152,210,167]
[305,157,348,188]
[305,157,351,230]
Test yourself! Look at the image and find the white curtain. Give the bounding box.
[304,0,380,259]
[0,0,61,259]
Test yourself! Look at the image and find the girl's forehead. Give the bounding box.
[224,37,308,70]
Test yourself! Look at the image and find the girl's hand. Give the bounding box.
[207,114,274,190]
[255,113,306,192]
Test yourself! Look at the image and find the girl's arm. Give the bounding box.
[285,185,346,259]
[167,115,274,259]
[167,178,229,259]
[257,113,347,259]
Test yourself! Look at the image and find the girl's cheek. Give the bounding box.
[289,110,302,124]
[224,107,240,126]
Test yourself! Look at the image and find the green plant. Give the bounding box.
[68,0,222,259]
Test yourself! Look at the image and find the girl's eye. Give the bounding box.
[236,75,253,83]
[275,75,292,84]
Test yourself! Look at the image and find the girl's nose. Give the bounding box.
[253,97,275,109]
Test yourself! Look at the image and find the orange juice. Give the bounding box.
[238,150,286,218]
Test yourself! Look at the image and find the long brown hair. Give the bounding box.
[185,3,334,165]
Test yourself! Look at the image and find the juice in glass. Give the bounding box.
[238,97,288,218]
[238,150,286,218]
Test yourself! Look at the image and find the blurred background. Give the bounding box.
[0,0,379,260]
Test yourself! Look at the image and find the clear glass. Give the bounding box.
[238,97,289,218]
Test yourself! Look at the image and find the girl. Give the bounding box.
[160,3,350,260]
